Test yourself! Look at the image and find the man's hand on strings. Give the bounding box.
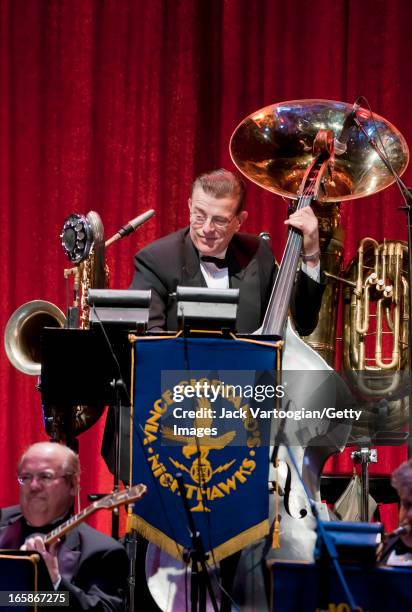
[285,207,320,266]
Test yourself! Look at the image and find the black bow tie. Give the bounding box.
[22,520,59,540]
[200,255,228,269]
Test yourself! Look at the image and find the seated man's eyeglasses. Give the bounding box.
[190,211,237,229]
[17,471,73,486]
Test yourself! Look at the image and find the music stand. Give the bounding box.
[175,286,239,335]
[0,551,53,611]
[41,327,130,404]
[88,289,151,329]
[41,290,150,539]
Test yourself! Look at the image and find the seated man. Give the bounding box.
[0,442,128,610]
[123,168,326,611]
[379,458,412,566]
[130,168,325,334]
[103,167,326,475]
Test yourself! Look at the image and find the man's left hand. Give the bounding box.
[284,207,320,266]
[21,536,60,585]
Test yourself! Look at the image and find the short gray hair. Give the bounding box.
[391,458,412,499]
[192,169,246,213]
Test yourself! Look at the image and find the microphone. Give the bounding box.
[387,523,411,538]
[105,209,155,248]
[334,98,362,156]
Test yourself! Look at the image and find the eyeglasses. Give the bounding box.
[190,211,237,230]
[17,472,73,486]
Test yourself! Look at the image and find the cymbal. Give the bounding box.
[229,99,409,203]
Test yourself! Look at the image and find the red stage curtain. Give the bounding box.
[1,0,412,534]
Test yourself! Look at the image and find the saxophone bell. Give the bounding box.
[4,300,66,376]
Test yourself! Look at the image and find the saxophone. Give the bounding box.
[62,211,108,328]
[5,209,155,446]
[4,211,108,444]
[60,211,109,437]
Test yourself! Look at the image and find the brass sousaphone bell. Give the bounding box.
[229,99,409,201]
[229,99,410,425]
[4,300,65,376]
[218,102,410,601]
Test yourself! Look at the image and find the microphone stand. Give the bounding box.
[110,377,128,540]
[353,115,412,458]
[175,473,219,612]
[125,524,138,612]
[103,334,137,606]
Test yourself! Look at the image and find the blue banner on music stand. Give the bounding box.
[130,336,277,562]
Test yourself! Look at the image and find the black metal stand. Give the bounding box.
[402,194,412,459]
[175,473,219,612]
[124,529,138,612]
[40,326,131,539]
[111,378,129,539]
[351,446,378,521]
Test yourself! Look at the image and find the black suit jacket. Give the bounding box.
[130,227,325,335]
[377,534,412,566]
[0,506,128,611]
[103,227,325,477]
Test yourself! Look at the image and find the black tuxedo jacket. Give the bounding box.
[0,506,128,611]
[378,534,412,566]
[130,227,325,335]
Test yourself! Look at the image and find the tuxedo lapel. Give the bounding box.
[182,232,207,287]
[228,239,262,332]
[0,516,22,548]
[178,231,263,332]
[58,529,81,583]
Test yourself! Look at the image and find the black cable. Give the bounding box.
[355,95,410,206]
[92,305,130,404]
[204,559,241,612]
